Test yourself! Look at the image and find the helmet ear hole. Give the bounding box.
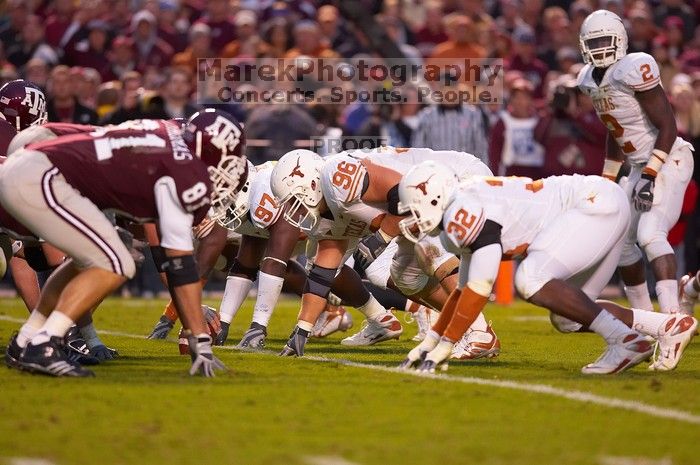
[430,200,438,206]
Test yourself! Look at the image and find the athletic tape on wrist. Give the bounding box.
[643,149,667,177]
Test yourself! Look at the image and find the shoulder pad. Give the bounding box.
[612,53,660,92]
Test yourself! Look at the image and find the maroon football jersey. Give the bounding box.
[42,122,95,137]
[0,119,17,157]
[28,120,212,225]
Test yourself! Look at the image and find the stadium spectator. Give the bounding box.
[196,0,237,54]
[652,35,681,89]
[24,58,50,90]
[378,15,422,66]
[654,0,696,42]
[7,15,59,68]
[222,10,265,58]
[489,79,544,178]
[384,85,421,148]
[505,25,548,99]
[411,74,489,164]
[428,13,486,66]
[149,68,200,120]
[628,8,655,54]
[46,65,98,125]
[495,0,525,36]
[414,1,448,56]
[258,17,293,59]
[95,81,121,119]
[104,35,136,82]
[102,70,144,125]
[74,67,102,110]
[0,0,29,52]
[539,7,577,71]
[535,74,606,177]
[173,23,213,76]
[670,81,700,143]
[156,0,189,54]
[284,21,340,59]
[43,0,76,48]
[130,10,173,74]
[245,103,320,165]
[64,20,111,77]
[317,5,363,58]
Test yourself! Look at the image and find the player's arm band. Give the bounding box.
[469,220,502,252]
[303,264,336,299]
[642,149,667,178]
[160,254,198,287]
[150,245,167,270]
[228,257,259,281]
[386,184,404,216]
[602,159,623,181]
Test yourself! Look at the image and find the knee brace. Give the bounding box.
[228,258,258,281]
[303,264,336,299]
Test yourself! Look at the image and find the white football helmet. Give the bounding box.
[579,10,628,68]
[270,149,325,231]
[220,160,256,230]
[397,161,458,243]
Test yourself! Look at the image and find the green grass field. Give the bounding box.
[0,297,698,465]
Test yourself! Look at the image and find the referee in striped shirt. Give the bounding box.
[411,71,489,166]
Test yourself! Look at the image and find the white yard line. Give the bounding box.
[5,458,57,465]
[599,456,673,465]
[304,456,361,465]
[1,314,700,425]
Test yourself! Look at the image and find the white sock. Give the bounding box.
[685,274,700,297]
[624,283,653,312]
[219,276,254,324]
[297,320,314,332]
[357,295,386,320]
[588,310,631,343]
[252,271,284,327]
[79,323,103,349]
[631,308,670,337]
[17,310,47,348]
[31,312,74,346]
[656,279,679,313]
[467,312,488,332]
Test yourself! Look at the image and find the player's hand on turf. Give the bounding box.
[90,344,118,361]
[353,230,390,271]
[633,176,654,212]
[188,334,227,377]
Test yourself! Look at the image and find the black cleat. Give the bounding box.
[279,326,309,357]
[5,333,22,369]
[65,327,100,365]
[214,322,230,346]
[19,336,95,377]
[238,322,267,350]
[148,316,174,339]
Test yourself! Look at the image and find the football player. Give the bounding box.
[269,147,499,357]
[397,162,697,374]
[1,109,247,377]
[577,10,694,314]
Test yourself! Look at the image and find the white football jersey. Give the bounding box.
[318,147,493,237]
[577,52,690,164]
[440,175,617,258]
[233,164,280,239]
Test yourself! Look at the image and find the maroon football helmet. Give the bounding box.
[0,80,47,131]
[183,108,247,220]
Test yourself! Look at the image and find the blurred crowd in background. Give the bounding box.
[0,0,698,295]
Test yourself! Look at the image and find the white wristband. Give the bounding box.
[602,159,622,180]
[643,149,667,177]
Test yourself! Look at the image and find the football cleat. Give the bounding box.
[678,274,698,316]
[5,333,22,369]
[311,306,353,338]
[238,322,268,350]
[90,344,119,361]
[148,315,174,339]
[65,327,100,365]
[279,326,309,357]
[340,312,402,346]
[404,305,436,342]
[178,327,190,355]
[19,336,95,377]
[214,322,230,346]
[451,324,501,360]
[581,332,653,375]
[649,315,698,372]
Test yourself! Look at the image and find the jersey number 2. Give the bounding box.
[600,114,636,154]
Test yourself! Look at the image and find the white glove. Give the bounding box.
[188,333,227,377]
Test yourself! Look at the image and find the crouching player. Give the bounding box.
[398,162,697,374]
[1,110,246,377]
